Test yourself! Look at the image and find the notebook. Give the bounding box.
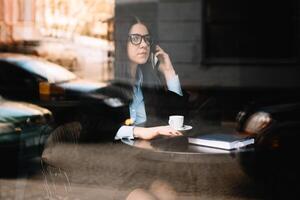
[188,133,255,150]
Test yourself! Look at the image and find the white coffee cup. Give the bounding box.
[168,115,184,130]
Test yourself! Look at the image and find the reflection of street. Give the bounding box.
[0,121,264,200]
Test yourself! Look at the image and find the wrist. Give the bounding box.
[133,126,145,138]
[164,69,176,81]
[133,126,139,138]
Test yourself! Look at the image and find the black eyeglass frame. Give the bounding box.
[128,34,153,46]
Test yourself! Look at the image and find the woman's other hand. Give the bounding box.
[154,45,177,81]
[133,125,182,140]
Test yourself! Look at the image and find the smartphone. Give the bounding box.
[151,42,159,70]
[151,52,159,70]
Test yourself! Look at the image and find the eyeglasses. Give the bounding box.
[128,34,152,46]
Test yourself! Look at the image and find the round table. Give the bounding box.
[121,136,254,163]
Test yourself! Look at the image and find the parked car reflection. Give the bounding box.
[236,101,300,197]
[0,53,108,101]
[236,101,300,148]
[0,96,53,163]
[0,53,124,124]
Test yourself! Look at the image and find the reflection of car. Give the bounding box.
[0,53,107,101]
[0,97,53,162]
[236,101,300,146]
[0,53,116,123]
[236,101,300,196]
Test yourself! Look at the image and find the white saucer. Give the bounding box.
[172,125,193,131]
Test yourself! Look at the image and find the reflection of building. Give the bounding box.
[0,0,38,43]
[0,0,115,81]
[36,0,114,39]
[0,0,115,43]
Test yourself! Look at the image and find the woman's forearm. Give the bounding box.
[133,127,156,139]
[133,126,182,140]
[163,68,176,81]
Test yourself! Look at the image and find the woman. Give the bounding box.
[110,16,189,140]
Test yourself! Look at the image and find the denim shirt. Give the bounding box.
[114,69,183,140]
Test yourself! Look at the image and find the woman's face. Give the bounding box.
[127,23,151,66]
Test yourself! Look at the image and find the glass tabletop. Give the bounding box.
[121,136,254,155]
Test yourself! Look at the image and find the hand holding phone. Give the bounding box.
[152,45,176,80]
[151,52,159,69]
